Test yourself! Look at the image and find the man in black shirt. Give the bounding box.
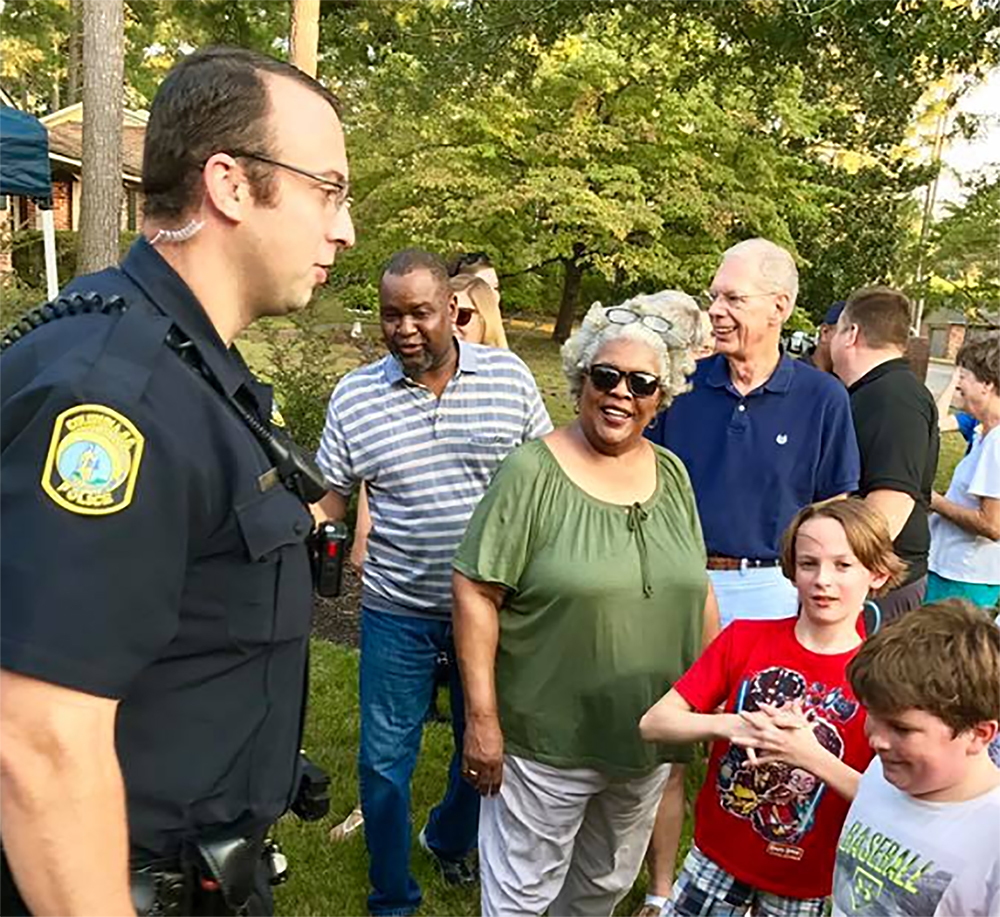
[830,287,939,620]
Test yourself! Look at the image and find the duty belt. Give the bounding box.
[131,833,286,917]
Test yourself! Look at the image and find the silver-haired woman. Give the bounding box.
[452,293,720,916]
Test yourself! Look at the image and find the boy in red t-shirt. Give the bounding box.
[640,498,905,916]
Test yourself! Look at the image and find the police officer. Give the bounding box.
[0,47,354,916]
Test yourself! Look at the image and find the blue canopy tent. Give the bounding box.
[1,105,58,297]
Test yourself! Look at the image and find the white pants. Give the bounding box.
[709,566,798,629]
[479,754,672,917]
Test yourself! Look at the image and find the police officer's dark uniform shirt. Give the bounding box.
[0,238,314,861]
[848,357,939,584]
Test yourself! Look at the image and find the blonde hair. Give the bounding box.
[780,498,907,597]
[449,274,508,349]
[561,291,705,412]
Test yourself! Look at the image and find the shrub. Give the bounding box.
[263,314,383,456]
[0,275,48,330]
[9,229,139,288]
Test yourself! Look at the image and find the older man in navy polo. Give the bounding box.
[647,239,860,627]
[635,240,859,917]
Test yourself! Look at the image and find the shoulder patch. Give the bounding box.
[41,404,145,515]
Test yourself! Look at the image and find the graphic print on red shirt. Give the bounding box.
[675,618,874,900]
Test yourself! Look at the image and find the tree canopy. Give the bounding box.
[2,0,997,331]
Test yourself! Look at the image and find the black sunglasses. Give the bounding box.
[587,364,660,399]
[456,307,477,327]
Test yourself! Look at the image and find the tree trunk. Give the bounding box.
[67,0,84,106]
[78,0,124,275]
[290,0,321,77]
[552,244,586,343]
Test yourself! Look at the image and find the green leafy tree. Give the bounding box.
[326,0,1000,338]
[917,171,1000,316]
[0,0,74,112]
[337,8,829,340]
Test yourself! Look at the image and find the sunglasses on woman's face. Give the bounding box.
[456,307,477,327]
[587,364,660,398]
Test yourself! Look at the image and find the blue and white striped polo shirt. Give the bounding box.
[317,340,552,619]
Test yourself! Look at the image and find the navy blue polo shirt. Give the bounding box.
[0,239,313,859]
[647,353,860,560]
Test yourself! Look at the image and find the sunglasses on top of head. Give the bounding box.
[587,364,660,399]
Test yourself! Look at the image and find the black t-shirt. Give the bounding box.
[848,358,939,583]
[0,239,314,859]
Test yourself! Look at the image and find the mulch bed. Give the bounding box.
[311,563,362,648]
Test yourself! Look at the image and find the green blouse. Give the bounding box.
[454,438,707,777]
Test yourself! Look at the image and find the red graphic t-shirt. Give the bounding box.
[675,618,874,900]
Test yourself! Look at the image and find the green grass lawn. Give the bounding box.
[272,640,698,917]
[272,643,482,917]
[935,429,966,494]
[262,321,964,916]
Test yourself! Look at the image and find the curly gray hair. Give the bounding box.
[561,290,705,412]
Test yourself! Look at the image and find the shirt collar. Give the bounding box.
[848,357,910,395]
[456,336,480,373]
[383,337,476,386]
[120,237,247,397]
[705,351,794,395]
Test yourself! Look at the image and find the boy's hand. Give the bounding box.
[730,702,823,768]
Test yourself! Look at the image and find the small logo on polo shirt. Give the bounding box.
[776,433,788,445]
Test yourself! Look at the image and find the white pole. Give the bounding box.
[40,207,58,300]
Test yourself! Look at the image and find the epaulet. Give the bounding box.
[0,292,128,353]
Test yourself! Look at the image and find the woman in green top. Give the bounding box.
[453,293,720,916]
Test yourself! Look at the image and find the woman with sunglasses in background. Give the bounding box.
[452,292,720,916]
[450,274,509,349]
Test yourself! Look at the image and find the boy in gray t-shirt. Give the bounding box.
[833,600,1000,917]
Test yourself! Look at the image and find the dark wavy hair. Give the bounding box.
[957,333,999,392]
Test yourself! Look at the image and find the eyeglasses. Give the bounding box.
[605,307,683,347]
[220,150,351,210]
[703,289,780,309]
[587,363,660,399]
[456,307,477,328]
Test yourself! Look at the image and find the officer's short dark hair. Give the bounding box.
[382,249,450,292]
[842,286,911,351]
[447,251,494,278]
[142,46,342,222]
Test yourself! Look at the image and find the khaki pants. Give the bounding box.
[479,754,671,917]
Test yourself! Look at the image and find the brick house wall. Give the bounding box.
[19,180,140,232]
[52,180,72,230]
[0,206,11,275]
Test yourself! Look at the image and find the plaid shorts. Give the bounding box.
[663,846,827,917]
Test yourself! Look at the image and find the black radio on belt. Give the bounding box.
[310,521,348,598]
[290,751,331,821]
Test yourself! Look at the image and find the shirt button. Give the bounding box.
[738,404,746,412]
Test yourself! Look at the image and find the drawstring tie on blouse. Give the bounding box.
[627,502,653,597]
